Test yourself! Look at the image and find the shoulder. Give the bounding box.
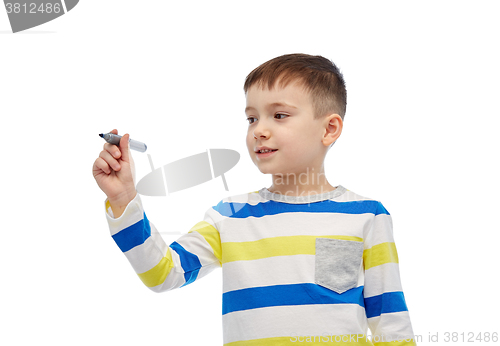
[215,190,263,206]
[336,186,390,216]
[209,190,264,217]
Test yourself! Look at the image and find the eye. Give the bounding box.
[246,117,256,124]
[275,113,288,119]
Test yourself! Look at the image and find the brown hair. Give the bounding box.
[243,53,347,121]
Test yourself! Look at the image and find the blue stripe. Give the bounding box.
[181,268,201,287]
[214,199,389,218]
[365,291,408,318]
[112,212,151,252]
[169,241,202,287]
[222,284,364,315]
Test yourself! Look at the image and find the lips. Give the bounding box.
[255,146,278,153]
[255,149,278,158]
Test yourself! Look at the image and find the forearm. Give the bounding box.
[104,194,222,292]
[105,193,180,291]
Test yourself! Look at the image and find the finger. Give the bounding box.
[110,129,118,135]
[103,142,121,159]
[95,157,111,175]
[99,150,122,171]
[119,133,130,162]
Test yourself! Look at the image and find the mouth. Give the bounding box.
[256,149,278,158]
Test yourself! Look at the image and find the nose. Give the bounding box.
[253,121,270,139]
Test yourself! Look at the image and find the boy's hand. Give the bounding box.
[93,129,137,217]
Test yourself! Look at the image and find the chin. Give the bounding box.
[256,166,284,175]
[253,163,274,175]
[255,165,270,174]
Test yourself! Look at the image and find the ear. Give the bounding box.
[322,114,343,147]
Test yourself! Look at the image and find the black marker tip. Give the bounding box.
[99,133,104,138]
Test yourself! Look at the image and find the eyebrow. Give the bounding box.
[245,102,297,114]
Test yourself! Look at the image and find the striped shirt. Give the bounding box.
[105,185,416,345]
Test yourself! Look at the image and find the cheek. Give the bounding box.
[246,134,254,154]
[291,146,309,159]
[284,136,310,157]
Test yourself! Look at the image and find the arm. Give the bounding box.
[363,202,417,345]
[104,194,222,292]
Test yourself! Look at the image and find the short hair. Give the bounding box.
[243,53,347,121]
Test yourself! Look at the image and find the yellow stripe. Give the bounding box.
[224,334,375,345]
[363,242,399,270]
[222,235,363,264]
[188,221,222,264]
[137,249,174,287]
[105,199,111,211]
[374,340,416,346]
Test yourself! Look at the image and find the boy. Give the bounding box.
[93,53,416,345]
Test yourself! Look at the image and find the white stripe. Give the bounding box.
[168,246,183,274]
[149,223,170,256]
[367,310,415,341]
[363,263,403,298]
[222,212,372,243]
[202,208,219,227]
[204,205,226,226]
[119,220,170,274]
[222,255,365,293]
[222,304,369,344]
[364,213,395,248]
[223,255,314,293]
[124,233,165,274]
[191,261,221,283]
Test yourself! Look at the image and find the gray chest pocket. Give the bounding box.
[315,238,364,294]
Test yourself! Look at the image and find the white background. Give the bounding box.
[1,1,499,345]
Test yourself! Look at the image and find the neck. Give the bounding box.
[268,167,336,196]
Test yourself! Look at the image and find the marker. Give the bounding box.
[99,133,147,152]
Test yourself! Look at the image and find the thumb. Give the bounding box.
[120,133,131,162]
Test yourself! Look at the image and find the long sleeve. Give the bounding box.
[363,202,416,345]
[104,194,222,292]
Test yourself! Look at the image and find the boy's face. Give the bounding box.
[245,81,332,176]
